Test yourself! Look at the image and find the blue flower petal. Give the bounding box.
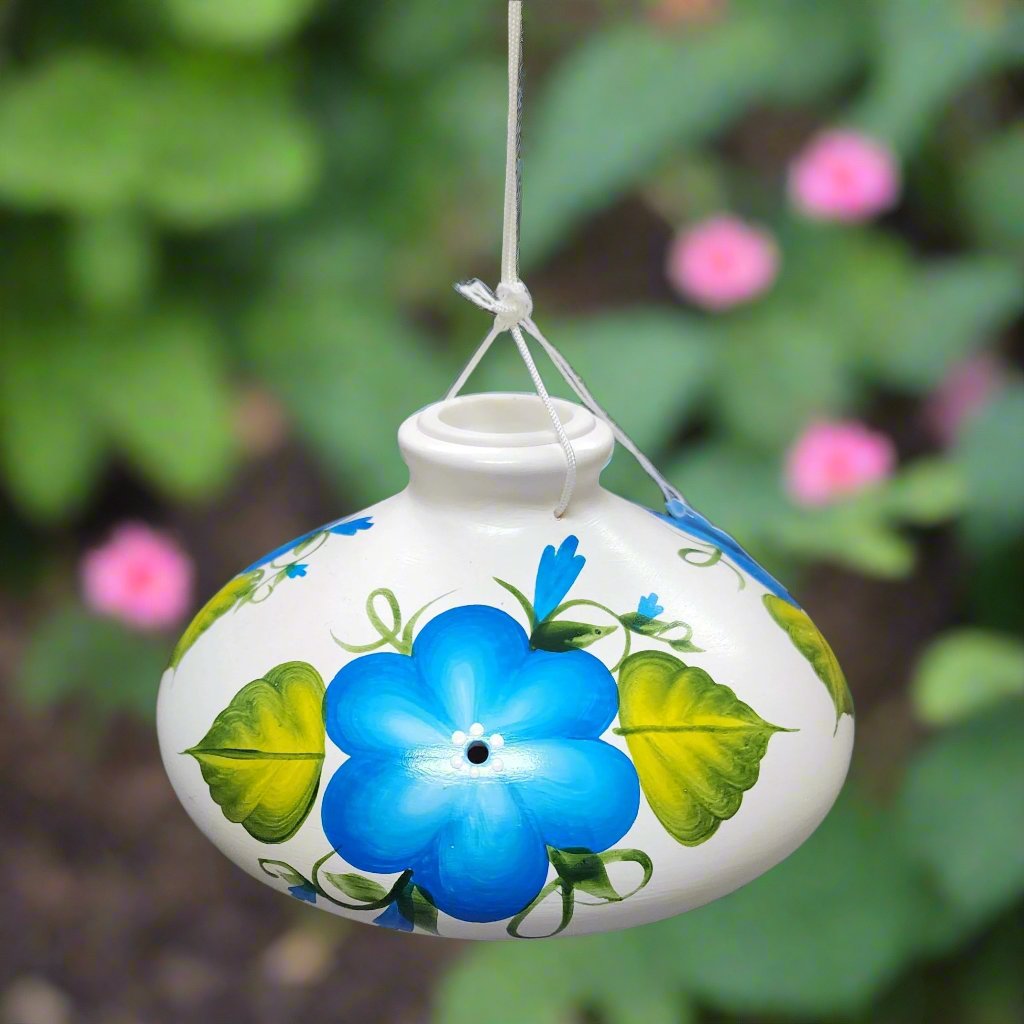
[414,783,549,924]
[507,739,640,853]
[411,606,530,730]
[654,500,798,606]
[637,593,663,618]
[373,901,413,932]
[285,563,308,579]
[288,883,317,904]
[487,649,618,742]
[331,517,374,537]
[326,652,450,755]
[533,536,586,622]
[322,757,456,875]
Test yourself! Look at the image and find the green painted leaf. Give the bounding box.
[186,661,326,844]
[763,594,853,728]
[911,628,1024,727]
[531,620,617,653]
[396,883,439,935]
[321,873,388,905]
[169,572,261,669]
[616,650,788,846]
[961,123,1024,253]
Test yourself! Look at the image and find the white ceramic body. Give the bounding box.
[157,393,853,940]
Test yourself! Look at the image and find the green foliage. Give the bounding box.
[911,629,1024,726]
[961,123,1024,253]
[17,604,168,720]
[898,705,1024,932]
[162,0,322,49]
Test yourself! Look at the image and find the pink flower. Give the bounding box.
[785,420,896,506]
[667,216,779,311]
[923,353,1005,446]
[789,130,901,222]
[81,523,194,630]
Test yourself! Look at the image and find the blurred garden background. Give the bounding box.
[1,0,1023,1022]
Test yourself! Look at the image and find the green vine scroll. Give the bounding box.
[332,588,452,656]
[678,542,747,591]
[507,846,654,939]
[259,854,438,934]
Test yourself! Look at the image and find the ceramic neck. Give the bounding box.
[398,393,614,512]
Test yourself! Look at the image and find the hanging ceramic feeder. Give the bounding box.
[157,3,852,940]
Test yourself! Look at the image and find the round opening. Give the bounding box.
[466,740,490,765]
[437,399,570,435]
[416,393,597,449]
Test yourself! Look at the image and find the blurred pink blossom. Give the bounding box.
[81,523,194,630]
[923,353,1005,446]
[667,216,779,311]
[785,420,896,506]
[789,130,901,222]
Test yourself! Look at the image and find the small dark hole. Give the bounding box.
[466,741,489,765]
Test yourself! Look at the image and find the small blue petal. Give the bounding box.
[655,500,798,606]
[374,901,413,932]
[330,517,374,537]
[285,563,308,578]
[533,535,586,622]
[288,883,317,904]
[637,593,663,618]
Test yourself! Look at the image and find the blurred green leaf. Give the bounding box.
[961,123,1024,253]
[715,311,853,452]
[911,628,1024,727]
[368,0,493,77]
[0,335,106,520]
[145,58,320,228]
[79,310,239,500]
[653,794,936,1015]
[162,0,322,48]
[0,51,319,225]
[866,257,1023,392]
[67,211,156,312]
[857,0,1013,151]
[245,295,452,503]
[522,15,781,265]
[0,52,145,211]
[876,458,967,526]
[898,704,1024,930]
[474,309,714,453]
[956,384,1024,545]
[435,929,688,1024]
[18,603,168,719]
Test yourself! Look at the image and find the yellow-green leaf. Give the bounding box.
[617,650,789,846]
[186,661,326,843]
[169,571,260,669]
[763,595,853,729]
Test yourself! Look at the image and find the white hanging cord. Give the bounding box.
[451,0,685,516]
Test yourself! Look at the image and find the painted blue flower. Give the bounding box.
[243,516,374,573]
[373,901,413,933]
[653,499,798,606]
[637,593,664,619]
[285,563,308,579]
[533,535,585,622]
[288,883,317,904]
[321,605,639,924]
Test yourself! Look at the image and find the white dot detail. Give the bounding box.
[469,723,485,737]
[451,730,467,746]
[469,767,480,779]
[450,755,463,769]
[491,758,504,773]
[489,733,505,750]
